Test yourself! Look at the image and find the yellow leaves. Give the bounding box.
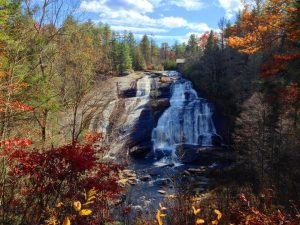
[55,202,63,208]
[196,218,205,224]
[73,201,81,212]
[211,220,219,225]
[214,209,222,220]
[87,187,97,199]
[191,206,222,225]
[79,209,92,216]
[156,203,167,225]
[73,188,96,216]
[156,210,167,225]
[45,216,58,225]
[159,203,167,210]
[82,187,96,206]
[192,206,201,215]
[62,217,71,225]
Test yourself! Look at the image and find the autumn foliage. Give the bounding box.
[227,0,300,77]
[0,139,122,224]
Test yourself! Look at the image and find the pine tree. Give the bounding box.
[140,34,151,65]
[117,43,132,74]
[205,30,217,54]
[133,47,146,70]
[186,34,200,57]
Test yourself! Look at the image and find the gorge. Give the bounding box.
[89,70,229,218]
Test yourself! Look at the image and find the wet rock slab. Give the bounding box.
[175,144,233,163]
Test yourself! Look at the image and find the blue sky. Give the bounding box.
[78,0,243,44]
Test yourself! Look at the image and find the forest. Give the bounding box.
[0,0,299,224]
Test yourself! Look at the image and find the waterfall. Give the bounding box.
[152,71,219,163]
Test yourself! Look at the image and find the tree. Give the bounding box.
[160,42,170,61]
[173,41,186,58]
[204,31,217,54]
[133,47,146,70]
[140,34,151,65]
[186,34,200,57]
[116,42,132,74]
[150,38,159,65]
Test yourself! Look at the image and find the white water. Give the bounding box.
[152,71,218,163]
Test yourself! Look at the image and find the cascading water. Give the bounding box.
[152,71,219,163]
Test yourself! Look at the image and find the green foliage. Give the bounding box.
[133,47,146,70]
[140,34,151,65]
[116,42,132,74]
[163,59,177,70]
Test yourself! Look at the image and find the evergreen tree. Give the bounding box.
[133,47,146,70]
[150,38,159,64]
[117,43,132,74]
[186,34,199,57]
[205,30,217,54]
[140,34,151,65]
[174,41,186,58]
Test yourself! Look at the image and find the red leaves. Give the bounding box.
[261,53,300,77]
[0,99,34,112]
[228,191,300,225]
[84,132,104,143]
[2,143,122,197]
[1,142,122,224]
[279,83,299,104]
[0,138,32,157]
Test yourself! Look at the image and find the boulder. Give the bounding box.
[121,70,131,76]
[175,144,230,163]
[150,98,170,112]
[211,134,223,146]
[129,145,152,157]
[140,175,152,182]
[120,88,137,98]
[160,76,172,83]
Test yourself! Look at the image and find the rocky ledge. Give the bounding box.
[175,144,234,163]
[129,72,173,157]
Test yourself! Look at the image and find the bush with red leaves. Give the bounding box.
[0,141,122,225]
[227,192,300,225]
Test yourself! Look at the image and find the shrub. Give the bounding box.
[0,137,122,225]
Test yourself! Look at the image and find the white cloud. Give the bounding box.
[169,0,205,11]
[218,0,243,19]
[159,17,188,28]
[124,0,154,13]
[80,0,154,13]
[79,0,216,43]
[111,25,168,33]
[80,0,106,12]
[188,22,210,32]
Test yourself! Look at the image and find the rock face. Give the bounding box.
[127,72,172,157]
[175,144,232,163]
[129,145,152,157]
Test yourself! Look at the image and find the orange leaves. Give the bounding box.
[227,0,297,55]
[0,99,34,112]
[227,34,261,54]
[226,0,300,77]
